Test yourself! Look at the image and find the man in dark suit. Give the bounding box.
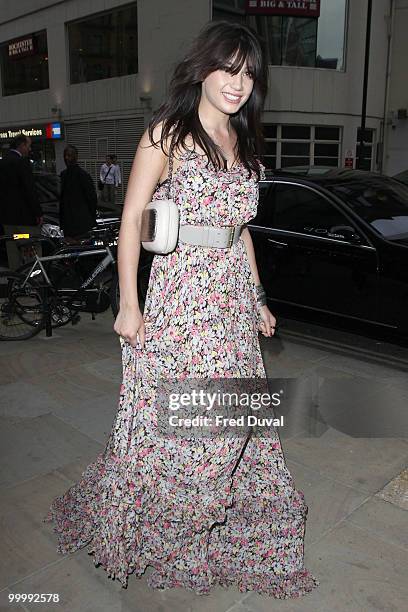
[0,135,43,269]
[60,145,97,240]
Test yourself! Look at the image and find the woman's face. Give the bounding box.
[201,57,254,116]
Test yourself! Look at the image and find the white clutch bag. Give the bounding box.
[141,140,179,254]
[140,199,179,254]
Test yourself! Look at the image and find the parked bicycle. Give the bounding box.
[0,225,152,340]
[0,227,117,340]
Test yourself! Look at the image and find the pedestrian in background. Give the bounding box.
[0,135,43,269]
[99,154,121,210]
[60,145,97,241]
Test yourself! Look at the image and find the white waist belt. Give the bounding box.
[178,224,243,248]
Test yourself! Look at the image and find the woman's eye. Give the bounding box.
[221,66,253,79]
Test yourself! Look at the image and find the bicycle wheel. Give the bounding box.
[109,271,120,317]
[15,261,76,328]
[0,272,46,340]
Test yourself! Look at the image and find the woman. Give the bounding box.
[44,20,319,599]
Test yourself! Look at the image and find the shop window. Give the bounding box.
[68,2,138,84]
[262,124,341,170]
[213,0,348,70]
[0,30,49,96]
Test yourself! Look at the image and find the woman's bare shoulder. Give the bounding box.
[139,122,169,156]
[140,122,190,161]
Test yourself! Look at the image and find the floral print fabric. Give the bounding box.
[43,149,319,598]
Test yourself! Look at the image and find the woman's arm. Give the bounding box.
[114,123,168,346]
[118,124,168,307]
[240,225,277,337]
[240,225,261,286]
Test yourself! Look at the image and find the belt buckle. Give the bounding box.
[227,226,235,248]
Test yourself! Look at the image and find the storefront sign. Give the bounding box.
[0,122,64,141]
[8,36,36,59]
[46,123,63,139]
[245,0,320,17]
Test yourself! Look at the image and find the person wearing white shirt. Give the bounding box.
[99,154,121,209]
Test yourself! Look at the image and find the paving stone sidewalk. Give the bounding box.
[1,311,407,612]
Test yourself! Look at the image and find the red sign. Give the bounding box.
[345,157,354,169]
[245,1,320,17]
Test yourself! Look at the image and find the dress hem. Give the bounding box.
[43,513,319,599]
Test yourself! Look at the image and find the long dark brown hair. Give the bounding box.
[147,20,268,181]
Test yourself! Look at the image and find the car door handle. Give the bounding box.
[267,238,288,248]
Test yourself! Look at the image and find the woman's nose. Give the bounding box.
[229,72,244,90]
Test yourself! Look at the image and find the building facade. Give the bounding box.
[385,0,408,174]
[0,0,210,203]
[0,0,403,204]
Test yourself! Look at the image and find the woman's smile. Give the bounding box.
[222,92,243,104]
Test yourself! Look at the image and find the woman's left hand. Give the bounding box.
[258,305,277,337]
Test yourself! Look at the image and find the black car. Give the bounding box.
[249,166,408,340]
[70,165,408,340]
[393,169,408,186]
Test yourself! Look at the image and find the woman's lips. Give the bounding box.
[222,92,242,104]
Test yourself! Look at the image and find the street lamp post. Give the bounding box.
[357,0,372,170]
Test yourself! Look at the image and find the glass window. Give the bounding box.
[272,183,352,238]
[282,142,310,156]
[263,125,277,139]
[282,125,311,140]
[262,124,341,170]
[253,182,274,227]
[262,124,277,169]
[314,125,341,167]
[68,3,138,84]
[264,142,276,156]
[281,17,317,67]
[327,178,408,240]
[281,139,310,169]
[213,0,347,70]
[281,156,311,168]
[316,0,347,70]
[314,143,339,157]
[356,128,375,171]
[0,31,49,96]
[315,127,340,140]
[314,157,339,166]
[213,0,246,23]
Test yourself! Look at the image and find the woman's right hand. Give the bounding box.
[113,305,146,348]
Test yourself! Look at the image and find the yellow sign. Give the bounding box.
[13,233,30,239]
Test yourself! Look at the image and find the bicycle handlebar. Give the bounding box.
[0,222,119,250]
[0,234,57,250]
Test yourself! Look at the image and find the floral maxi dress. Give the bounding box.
[43,150,320,599]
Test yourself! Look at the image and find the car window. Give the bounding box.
[253,182,274,226]
[268,183,360,241]
[328,178,408,239]
[393,170,408,185]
